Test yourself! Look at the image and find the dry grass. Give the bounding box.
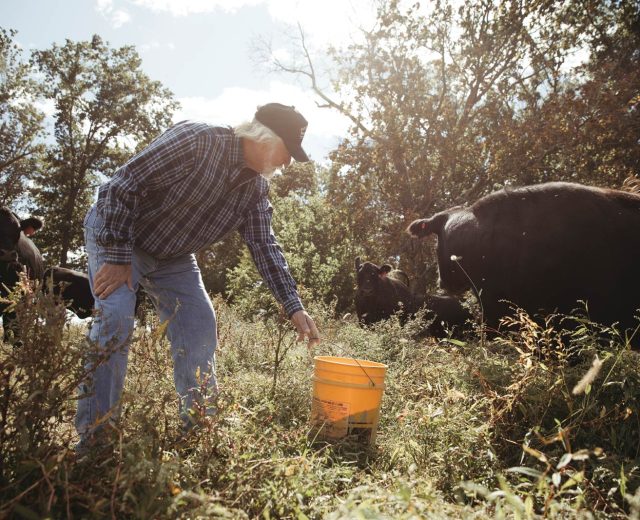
[1,286,639,518]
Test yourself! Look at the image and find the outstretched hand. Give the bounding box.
[93,263,133,299]
[290,310,321,351]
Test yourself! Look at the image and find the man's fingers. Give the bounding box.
[290,310,320,350]
[93,278,107,298]
[304,316,320,349]
[92,263,133,299]
[93,274,105,291]
[95,281,114,299]
[308,319,320,341]
[308,337,320,349]
[94,275,114,298]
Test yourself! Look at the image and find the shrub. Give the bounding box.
[2,290,638,518]
[0,279,88,517]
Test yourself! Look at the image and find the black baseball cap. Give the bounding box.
[255,103,310,162]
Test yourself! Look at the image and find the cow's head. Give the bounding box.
[20,217,43,237]
[355,257,392,295]
[0,207,43,261]
[407,213,449,238]
[0,208,22,261]
[407,210,471,294]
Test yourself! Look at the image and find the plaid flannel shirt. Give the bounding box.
[94,120,303,317]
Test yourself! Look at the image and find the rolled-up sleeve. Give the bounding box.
[238,196,304,317]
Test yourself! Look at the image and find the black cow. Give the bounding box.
[1,208,100,343]
[0,207,45,341]
[42,266,151,322]
[355,258,414,325]
[354,257,471,337]
[420,293,473,339]
[407,182,640,342]
[43,267,94,319]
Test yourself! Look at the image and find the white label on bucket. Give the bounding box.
[311,397,350,439]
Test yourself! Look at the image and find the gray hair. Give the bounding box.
[233,119,284,181]
[233,119,283,146]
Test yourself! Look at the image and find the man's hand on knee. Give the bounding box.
[93,263,133,299]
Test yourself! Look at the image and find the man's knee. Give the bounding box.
[90,296,137,345]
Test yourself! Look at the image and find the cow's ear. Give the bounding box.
[407,213,448,238]
[355,257,362,271]
[379,264,392,277]
[21,217,43,236]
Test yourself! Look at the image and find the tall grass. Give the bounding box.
[1,282,639,518]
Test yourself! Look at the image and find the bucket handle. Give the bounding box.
[320,342,377,388]
[351,358,377,387]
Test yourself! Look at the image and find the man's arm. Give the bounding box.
[93,123,221,298]
[96,122,217,264]
[238,196,320,348]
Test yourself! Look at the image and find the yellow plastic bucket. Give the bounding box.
[310,356,388,445]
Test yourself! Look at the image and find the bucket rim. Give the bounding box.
[313,376,386,390]
[313,355,388,369]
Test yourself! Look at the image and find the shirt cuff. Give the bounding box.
[283,297,304,318]
[102,244,133,265]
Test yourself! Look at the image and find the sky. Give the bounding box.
[1,0,381,162]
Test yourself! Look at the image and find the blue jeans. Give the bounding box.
[75,206,218,441]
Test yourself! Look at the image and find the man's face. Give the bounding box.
[261,139,292,180]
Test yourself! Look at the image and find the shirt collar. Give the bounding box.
[227,129,260,189]
[227,130,244,167]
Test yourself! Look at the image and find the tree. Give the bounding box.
[0,28,44,207]
[30,35,179,267]
[484,1,640,188]
[263,0,640,293]
[225,163,362,315]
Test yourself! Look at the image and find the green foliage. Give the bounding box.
[196,232,246,298]
[29,34,179,267]
[226,164,361,316]
[0,280,89,515]
[1,290,639,518]
[0,28,45,207]
[484,1,640,190]
[463,309,640,518]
